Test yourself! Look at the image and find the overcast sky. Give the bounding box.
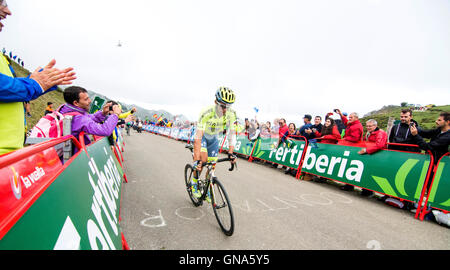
[1,0,449,126]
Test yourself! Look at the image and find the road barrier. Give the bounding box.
[144,124,449,220]
[420,153,450,219]
[0,134,128,250]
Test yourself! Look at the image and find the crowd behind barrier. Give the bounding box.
[142,122,450,226]
[0,129,129,249]
[1,114,446,248]
[0,71,130,249]
[0,2,136,249]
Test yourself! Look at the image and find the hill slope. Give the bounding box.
[86,90,189,124]
[360,104,450,131]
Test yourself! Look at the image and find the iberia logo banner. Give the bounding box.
[0,148,63,238]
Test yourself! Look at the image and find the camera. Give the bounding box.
[107,100,118,112]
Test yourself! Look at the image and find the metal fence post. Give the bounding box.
[62,115,73,163]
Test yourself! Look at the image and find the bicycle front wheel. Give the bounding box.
[211,178,234,236]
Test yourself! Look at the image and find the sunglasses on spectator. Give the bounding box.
[0,0,7,7]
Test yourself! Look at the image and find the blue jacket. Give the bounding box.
[0,72,57,102]
[299,123,314,140]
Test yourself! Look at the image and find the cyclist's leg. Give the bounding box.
[192,136,209,198]
[204,135,219,203]
[205,134,219,163]
[194,136,209,178]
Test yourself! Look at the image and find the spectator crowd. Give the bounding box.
[240,108,449,222]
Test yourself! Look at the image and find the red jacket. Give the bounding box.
[342,116,363,143]
[314,125,341,144]
[364,128,388,154]
[278,124,289,142]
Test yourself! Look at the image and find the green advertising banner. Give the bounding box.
[222,135,435,204]
[89,96,106,114]
[221,135,305,169]
[300,143,432,203]
[0,138,125,250]
[252,137,305,168]
[427,155,450,212]
[219,134,258,156]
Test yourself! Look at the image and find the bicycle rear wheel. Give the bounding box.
[211,178,234,236]
[184,164,202,207]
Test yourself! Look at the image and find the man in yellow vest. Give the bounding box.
[0,1,77,155]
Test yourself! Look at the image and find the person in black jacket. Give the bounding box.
[388,109,421,152]
[409,111,450,211]
[383,112,449,210]
[410,112,450,164]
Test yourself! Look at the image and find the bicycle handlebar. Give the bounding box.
[217,157,236,171]
[186,144,236,171]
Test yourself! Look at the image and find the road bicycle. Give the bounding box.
[184,144,236,236]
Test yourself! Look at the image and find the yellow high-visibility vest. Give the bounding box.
[0,55,24,155]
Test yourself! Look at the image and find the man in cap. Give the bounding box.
[299,114,313,140]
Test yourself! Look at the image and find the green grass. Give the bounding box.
[26,90,65,130]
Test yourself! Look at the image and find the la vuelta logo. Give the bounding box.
[10,166,21,200]
[8,165,47,200]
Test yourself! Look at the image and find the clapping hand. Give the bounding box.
[30,59,76,91]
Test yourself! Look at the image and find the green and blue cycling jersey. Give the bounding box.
[196,104,237,161]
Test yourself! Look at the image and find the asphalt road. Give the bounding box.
[120,130,449,250]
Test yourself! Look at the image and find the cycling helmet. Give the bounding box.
[215,87,236,105]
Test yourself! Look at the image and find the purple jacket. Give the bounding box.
[58,103,118,145]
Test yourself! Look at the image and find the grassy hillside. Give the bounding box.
[360,104,450,132]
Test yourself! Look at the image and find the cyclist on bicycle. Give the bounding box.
[191,87,238,202]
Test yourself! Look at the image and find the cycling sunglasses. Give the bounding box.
[217,102,231,109]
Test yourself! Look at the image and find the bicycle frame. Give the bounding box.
[184,143,235,236]
[185,143,235,205]
[197,163,216,204]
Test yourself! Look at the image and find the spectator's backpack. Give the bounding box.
[29,110,81,138]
